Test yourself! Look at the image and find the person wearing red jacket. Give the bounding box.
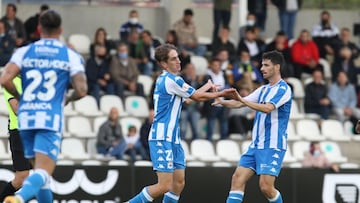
[291,29,323,78]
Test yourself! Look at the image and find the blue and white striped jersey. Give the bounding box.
[10,39,84,132]
[245,79,292,150]
[149,71,195,144]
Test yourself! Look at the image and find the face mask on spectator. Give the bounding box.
[129,17,139,24]
[246,20,255,26]
[313,150,321,157]
[118,52,128,59]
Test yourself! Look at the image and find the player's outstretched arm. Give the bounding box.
[212,98,244,108]
[0,63,21,100]
[65,72,88,104]
[190,87,236,102]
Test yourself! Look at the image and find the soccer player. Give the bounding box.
[126,44,235,203]
[0,76,31,202]
[214,50,292,203]
[0,10,87,203]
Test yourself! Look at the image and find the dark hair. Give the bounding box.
[94,27,107,44]
[155,44,177,63]
[39,10,61,34]
[142,30,152,37]
[166,30,178,46]
[262,51,285,70]
[321,10,330,16]
[276,30,286,36]
[7,4,17,13]
[40,4,49,12]
[128,125,137,132]
[184,9,193,16]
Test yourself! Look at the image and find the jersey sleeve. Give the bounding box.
[269,84,292,108]
[165,76,195,98]
[67,48,85,76]
[9,46,31,69]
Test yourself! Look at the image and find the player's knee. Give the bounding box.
[157,182,173,194]
[174,178,185,191]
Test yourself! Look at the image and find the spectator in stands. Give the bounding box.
[312,10,340,58]
[119,9,144,42]
[202,58,230,140]
[173,8,207,56]
[355,120,360,134]
[165,29,191,69]
[110,42,145,100]
[85,45,115,106]
[304,69,331,120]
[291,29,322,79]
[335,28,360,60]
[124,125,149,162]
[212,0,232,41]
[127,29,142,59]
[271,0,302,39]
[237,26,265,68]
[265,30,293,77]
[331,47,359,88]
[96,107,127,160]
[238,13,258,39]
[137,30,162,76]
[89,27,114,60]
[302,141,339,172]
[24,4,49,43]
[248,0,267,32]
[212,25,236,62]
[228,87,255,137]
[1,4,26,47]
[232,49,263,91]
[140,108,154,157]
[216,49,234,86]
[0,20,15,66]
[180,63,203,140]
[328,71,360,123]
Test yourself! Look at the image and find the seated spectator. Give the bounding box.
[0,20,15,66]
[291,29,323,79]
[180,63,203,140]
[212,26,236,62]
[202,58,230,140]
[85,45,115,106]
[24,4,49,43]
[165,29,191,69]
[110,42,145,100]
[237,26,265,67]
[96,107,126,160]
[119,9,144,42]
[228,87,255,136]
[265,30,293,77]
[304,69,331,120]
[216,49,234,86]
[124,125,149,162]
[89,27,115,60]
[238,13,258,39]
[137,30,162,76]
[1,3,26,47]
[331,47,358,88]
[232,49,263,91]
[311,10,340,58]
[333,27,359,61]
[140,108,154,157]
[328,71,360,123]
[173,8,207,56]
[302,141,339,172]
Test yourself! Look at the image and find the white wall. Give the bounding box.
[2,3,359,44]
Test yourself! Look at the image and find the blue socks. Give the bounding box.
[36,188,53,203]
[162,192,179,203]
[16,169,50,202]
[268,190,283,203]
[129,187,154,203]
[226,191,244,203]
